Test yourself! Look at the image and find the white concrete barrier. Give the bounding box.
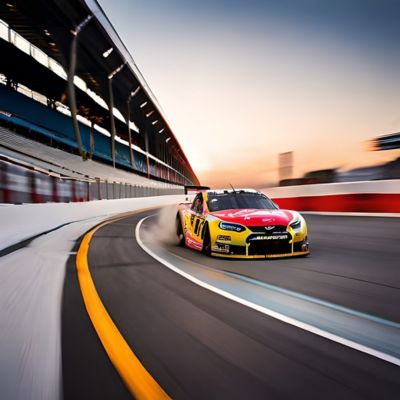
[261,180,400,213]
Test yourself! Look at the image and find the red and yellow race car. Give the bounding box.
[176,188,309,259]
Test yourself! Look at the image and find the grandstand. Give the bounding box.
[0,0,199,203]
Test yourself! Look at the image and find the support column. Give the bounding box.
[126,96,135,170]
[144,121,150,179]
[68,15,92,160]
[90,121,94,158]
[108,63,126,168]
[108,78,117,168]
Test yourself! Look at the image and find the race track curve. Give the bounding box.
[62,210,400,399]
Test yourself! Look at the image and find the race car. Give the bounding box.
[176,188,309,259]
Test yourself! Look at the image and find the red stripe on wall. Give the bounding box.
[272,194,400,213]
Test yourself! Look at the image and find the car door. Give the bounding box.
[186,193,206,248]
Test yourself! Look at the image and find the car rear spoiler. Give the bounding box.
[184,185,210,195]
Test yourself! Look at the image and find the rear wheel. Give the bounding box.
[176,215,185,246]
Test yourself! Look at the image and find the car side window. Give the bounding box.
[191,195,198,211]
[191,194,203,214]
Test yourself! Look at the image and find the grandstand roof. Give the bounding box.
[0,0,199,184]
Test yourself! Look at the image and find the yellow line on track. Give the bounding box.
[76,209,171,400]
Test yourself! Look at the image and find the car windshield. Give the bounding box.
[207,192,278,212]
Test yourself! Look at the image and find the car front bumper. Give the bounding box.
[211,250,310,259]
[210,239,309,259]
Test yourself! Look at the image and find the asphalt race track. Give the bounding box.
[62,210,400,399]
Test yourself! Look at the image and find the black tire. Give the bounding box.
[176,215,185,246]
[202,223,211,256]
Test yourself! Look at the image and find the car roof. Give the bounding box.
[206,188,260,195]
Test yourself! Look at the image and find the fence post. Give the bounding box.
[51,176,59,202]
[0,161,11,203]
[86,180,90,201]
[71,179,77,202]
[29,170,40,203]
[96,177,101,200]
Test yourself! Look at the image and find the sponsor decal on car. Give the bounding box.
[212,243,230,253]
[217,235,231,241]
[251,234,289,241]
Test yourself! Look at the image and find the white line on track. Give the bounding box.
[136,216,400,367]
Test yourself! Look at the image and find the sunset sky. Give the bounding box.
[99,0,400,187]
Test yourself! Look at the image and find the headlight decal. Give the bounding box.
[219,221,246,232]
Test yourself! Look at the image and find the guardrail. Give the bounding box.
[262,180,400,213]
[0,157,183,204]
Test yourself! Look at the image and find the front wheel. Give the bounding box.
[202,223,211,256]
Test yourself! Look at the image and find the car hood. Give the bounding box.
[209,209,295,226]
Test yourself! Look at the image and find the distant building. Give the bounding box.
[371,132,400,151]
[337,157,400,182]
[279,158,400,186]
[278,152,293,182]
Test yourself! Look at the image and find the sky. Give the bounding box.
[98,0,400,187]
